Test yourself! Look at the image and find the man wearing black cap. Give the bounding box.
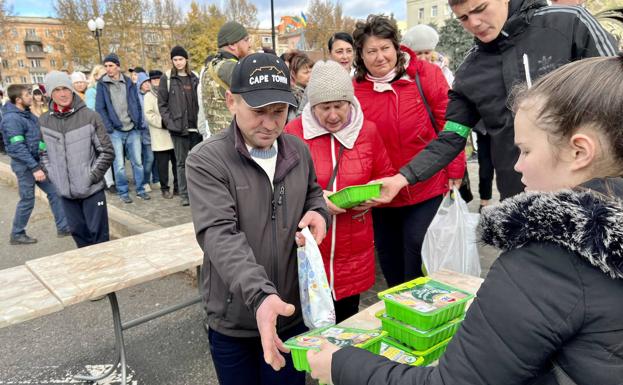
[186,53,330,385]
[199,21,251,138]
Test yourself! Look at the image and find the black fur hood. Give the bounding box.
[479,178,623,280]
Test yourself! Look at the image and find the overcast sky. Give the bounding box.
[8,0,407,27]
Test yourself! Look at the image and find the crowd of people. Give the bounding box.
[1,0,622,383]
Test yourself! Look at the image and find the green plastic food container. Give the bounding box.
[413,336,453,366]
[379,337,425,366]
[378,277,474,330]
[376,310,463,351]
[327,183,382,209]
[284,326,386,373]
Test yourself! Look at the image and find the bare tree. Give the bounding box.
[224,0,258,28]
[305,0,356,55]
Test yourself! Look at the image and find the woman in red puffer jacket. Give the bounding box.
[285,60,394,322]
[352,15,466,287]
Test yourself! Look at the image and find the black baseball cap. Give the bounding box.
[230,53,297,108]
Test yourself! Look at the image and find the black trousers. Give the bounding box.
[372,195,443,287]
[489,125,525,199]
[154,149,178,192]
[476,131,494,200]
[172,132,202,199]
[334,294,361,324]
[61,189,109,248]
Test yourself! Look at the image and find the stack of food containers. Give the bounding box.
[285,326,387,373]
[376,276,474,365]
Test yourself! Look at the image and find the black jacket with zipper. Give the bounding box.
[186,121,330,337]
[157,69,200,137]
[399,0,618,196]
[332,178,623,385]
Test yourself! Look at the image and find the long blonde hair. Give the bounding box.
[89,65,106,88]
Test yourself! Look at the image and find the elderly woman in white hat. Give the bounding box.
[70,71,88,100]
[285,60,394,322]
[402,24,454,86]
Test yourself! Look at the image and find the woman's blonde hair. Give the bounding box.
[89,65,106,88]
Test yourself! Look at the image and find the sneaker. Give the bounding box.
[10,233,38,245]
[143,184,152,193]
[162,190,174,199]
[106,185,117,194]
[151,182,161,189]
[137,192,151,200]
[120,195,133,204]
[57,229,72,238]
[181,197,190,206]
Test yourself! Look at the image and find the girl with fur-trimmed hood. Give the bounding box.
[308,55,623,385]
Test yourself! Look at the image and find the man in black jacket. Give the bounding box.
[375,0,618,201]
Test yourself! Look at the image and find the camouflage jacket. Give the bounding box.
[201,50,239,136]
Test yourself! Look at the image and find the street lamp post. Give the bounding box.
[87,17,105,63]
[271,0,276,51]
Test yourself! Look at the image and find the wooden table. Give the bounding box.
[22,223,204,385]
[340,269,484,329]
[0,265,64,328]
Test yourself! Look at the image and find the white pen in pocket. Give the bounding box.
[523,53,533,88]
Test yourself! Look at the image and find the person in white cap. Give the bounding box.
[70,71,88,100]
[402,24,454,86]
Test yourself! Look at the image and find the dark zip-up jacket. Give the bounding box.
[400,0,618,187]
[39,96,114,199]
[333,178,623,385]
[186,121,330,337]
[158,69,200,137]
[95,74,143,134]
[0,102,44,172]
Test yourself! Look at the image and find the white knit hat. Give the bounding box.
[307,60,354,107]
[70,71,87,83]
[402,24,439,52]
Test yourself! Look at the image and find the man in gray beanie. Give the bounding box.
[199,21,251,137]
[39,70,114,248]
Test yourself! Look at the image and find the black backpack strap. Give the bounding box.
[414,71,438,134]
[326,144,345,190]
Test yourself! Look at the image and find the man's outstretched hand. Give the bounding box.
[256,294,296,371]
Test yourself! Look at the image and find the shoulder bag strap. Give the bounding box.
[415,71,438,134]
[326,144,345,191]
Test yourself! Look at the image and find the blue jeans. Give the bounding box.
[141,142,156,185]
[11,161,69,236]
[208,322,307,385]
[110,129,144,197]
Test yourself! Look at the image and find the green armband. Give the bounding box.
[9,135,25,144]
[39,141,47,151]
[443,121,471,138]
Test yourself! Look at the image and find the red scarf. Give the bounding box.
[52,102,72,114]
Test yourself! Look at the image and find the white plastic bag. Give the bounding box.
[297,227,336,329]
[422,187,482,277]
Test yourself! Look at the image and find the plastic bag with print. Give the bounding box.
[297,227,336,329]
